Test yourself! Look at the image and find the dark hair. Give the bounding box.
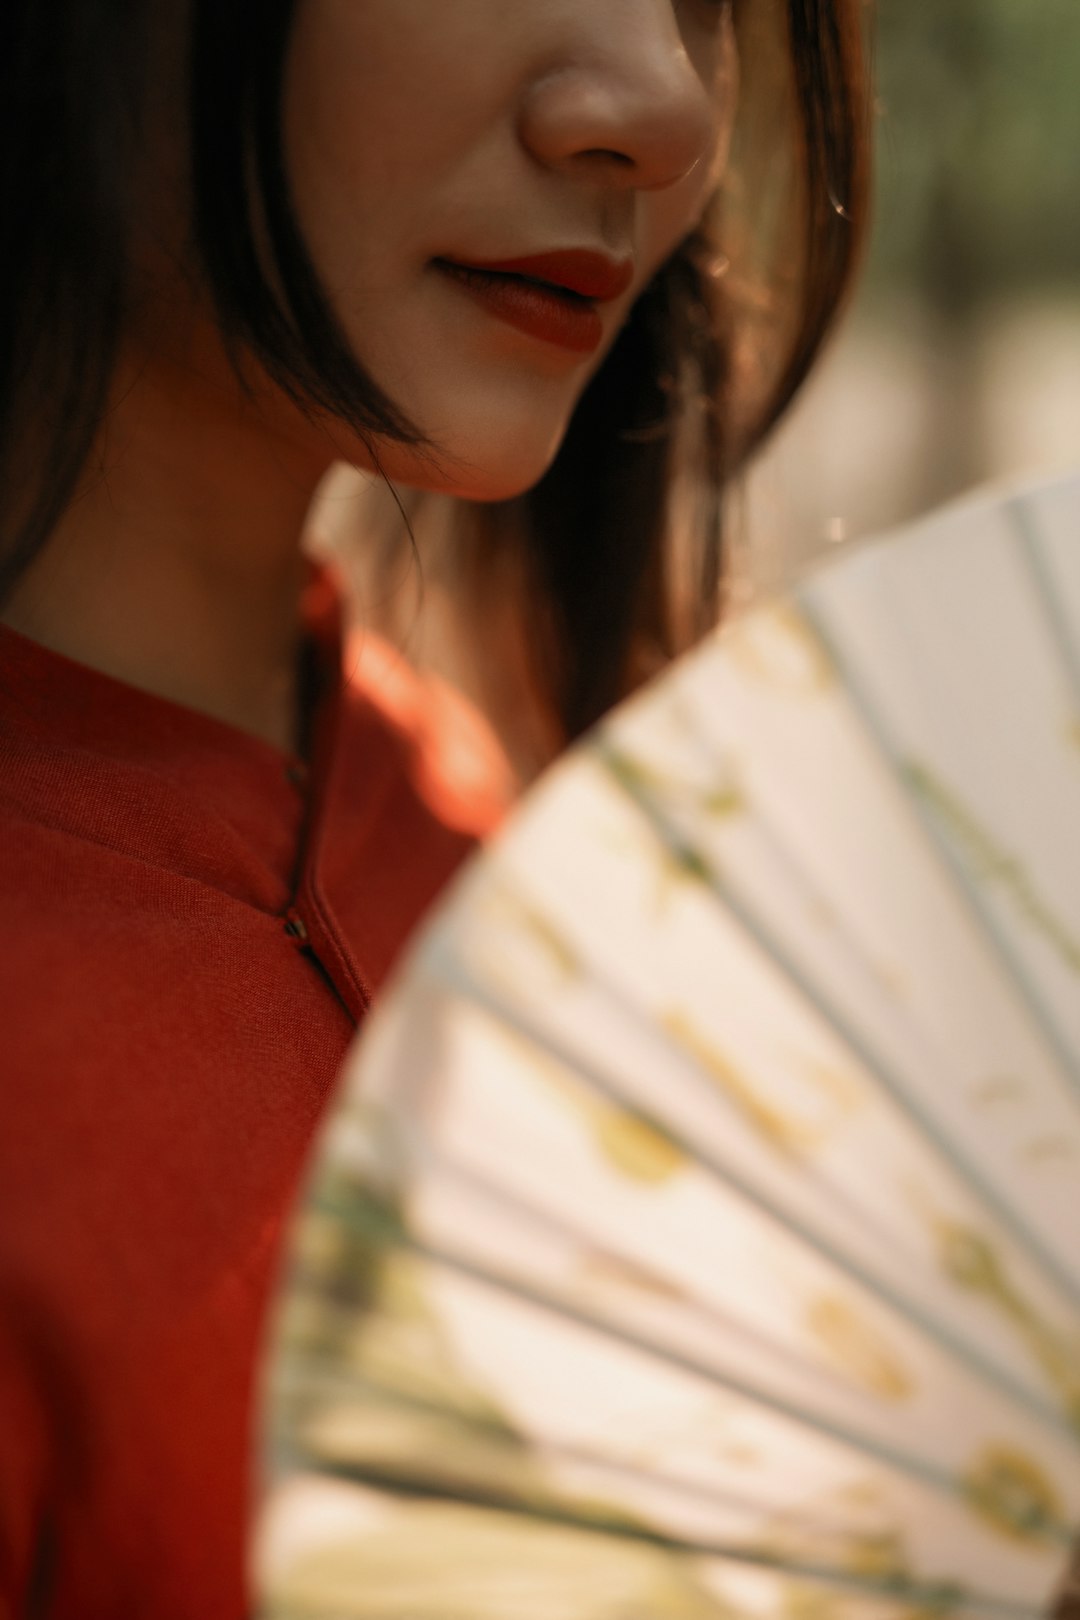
[0,0,870,753]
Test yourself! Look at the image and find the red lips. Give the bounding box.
[434,249,635,355]
[457,251,635,303]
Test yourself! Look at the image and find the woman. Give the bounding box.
[0,0,869,1613]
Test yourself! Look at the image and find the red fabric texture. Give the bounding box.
[0,568,516,1617]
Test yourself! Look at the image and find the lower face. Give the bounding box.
[284,0,738,502]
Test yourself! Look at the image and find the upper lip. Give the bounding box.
[440,250,635,303]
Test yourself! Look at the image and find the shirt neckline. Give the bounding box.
[0,565,346,912]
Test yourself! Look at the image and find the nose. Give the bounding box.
[519,1,718,193]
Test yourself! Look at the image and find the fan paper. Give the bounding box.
[257,471,1080,1620]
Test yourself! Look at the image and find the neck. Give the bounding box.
[2,341,335,754]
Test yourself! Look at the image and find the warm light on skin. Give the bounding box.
[287,0,738,500]
[1,0,738,752]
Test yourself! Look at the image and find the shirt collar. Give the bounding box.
[0,564,517,1021]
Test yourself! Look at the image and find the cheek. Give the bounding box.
[285,3,471,288]
[640,18,738,275]
[639,167,719,282]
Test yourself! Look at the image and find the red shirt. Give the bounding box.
[0,570,514,1617]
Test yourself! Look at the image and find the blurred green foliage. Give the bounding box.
[866,0,1080,307]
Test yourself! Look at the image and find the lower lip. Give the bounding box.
[434,262,604,356]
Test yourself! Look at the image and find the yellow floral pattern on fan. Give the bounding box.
[662,1009,860,1158]
[962,1445,1065,1543]
[593,1106,688,1184]
[905,762,1080,976]
[804,1297,915,1404]
[934,1221,1080,1428]
[725,602,837,695]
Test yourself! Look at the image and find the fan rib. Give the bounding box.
[269,1440,1049,1620]
[272,1348,901,1531]
[426,951,1078,1443]
[304,1155,1077,1545]
[797,587,1080,1119]
[1008,495,1080,716]
[591,754,1080,1325]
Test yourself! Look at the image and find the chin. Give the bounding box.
[374,415,570,505]
[437,456,557,504]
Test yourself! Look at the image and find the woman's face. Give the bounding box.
[286,0,737,500]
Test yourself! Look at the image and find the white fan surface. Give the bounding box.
[258,471,1080,1620]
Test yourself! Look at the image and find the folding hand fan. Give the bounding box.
[257,469,1080,1620]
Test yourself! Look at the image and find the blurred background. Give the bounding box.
[742,0,1080,591]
